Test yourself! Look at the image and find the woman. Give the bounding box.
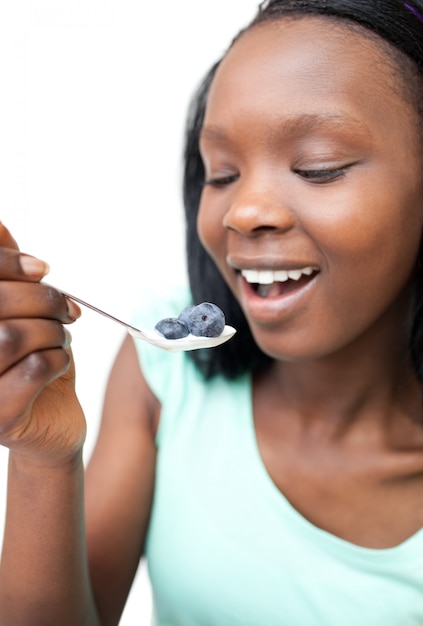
[0,1,423,624]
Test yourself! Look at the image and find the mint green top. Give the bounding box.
[132,287,423,626]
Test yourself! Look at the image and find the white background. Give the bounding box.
[0,1,260,624]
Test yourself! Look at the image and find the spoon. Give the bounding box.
[60,289,237,353]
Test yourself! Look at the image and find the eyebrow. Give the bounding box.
[200,112,372,143]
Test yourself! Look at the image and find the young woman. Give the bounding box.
[0,1,423,624]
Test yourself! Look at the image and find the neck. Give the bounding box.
[265,307,423,440]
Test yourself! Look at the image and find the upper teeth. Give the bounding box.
[241,267,316,284]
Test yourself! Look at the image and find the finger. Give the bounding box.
[0,224,49,281]
[0,319,71,376]
[0,247,49,282]
[0,347,71,432]
[0,282,81,323]
[0,223,19,250]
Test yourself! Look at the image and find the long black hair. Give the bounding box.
[183,0,423,380]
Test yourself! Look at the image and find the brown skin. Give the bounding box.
[0,224,159,625]
[84,335,158,625]
[0,14,423,626]
[198,19,423,548]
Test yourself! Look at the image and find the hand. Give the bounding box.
[0,223,86,463]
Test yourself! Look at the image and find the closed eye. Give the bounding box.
[203,174,240,188]
[294,165,353,184]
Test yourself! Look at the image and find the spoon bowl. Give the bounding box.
[58,287,236,352]
[127,324,237,353]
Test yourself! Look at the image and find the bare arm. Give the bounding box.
[0,224,100,625]
[85,335,158,626]
[0,224,158,625]
[1,451,98,625]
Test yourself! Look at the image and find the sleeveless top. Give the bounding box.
[132,287,423,626]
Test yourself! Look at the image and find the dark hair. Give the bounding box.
[183,0,423,380]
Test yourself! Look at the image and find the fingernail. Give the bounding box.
[20,255,50,278]
[64,297,81,321]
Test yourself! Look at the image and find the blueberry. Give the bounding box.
[155,317,189,339]
[178,305,195,327]
[187,302,225,337]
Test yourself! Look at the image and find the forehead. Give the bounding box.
[204,17,415,142]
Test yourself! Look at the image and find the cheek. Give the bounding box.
[310,185,423,316]
[310,178,423,262]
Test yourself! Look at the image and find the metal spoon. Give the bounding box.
[60,289,236,353]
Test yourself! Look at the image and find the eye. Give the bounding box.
[294,165,352,184]
[203,173,240,188]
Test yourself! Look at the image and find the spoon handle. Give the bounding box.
[60,289,146,336]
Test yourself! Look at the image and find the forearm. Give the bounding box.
[0,450,100,626]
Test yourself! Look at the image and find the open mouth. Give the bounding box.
[241,266,319,298]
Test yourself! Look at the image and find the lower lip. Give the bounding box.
[237,273,319,324]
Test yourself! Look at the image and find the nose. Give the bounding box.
[222,177,295,236]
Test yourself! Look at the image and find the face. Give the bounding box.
[197,17,423,362]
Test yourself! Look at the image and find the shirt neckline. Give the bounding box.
[243,372,423,566]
